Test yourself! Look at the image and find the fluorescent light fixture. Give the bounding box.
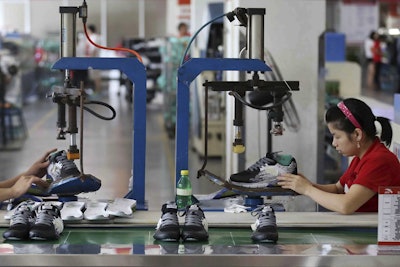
[388,28,400,35]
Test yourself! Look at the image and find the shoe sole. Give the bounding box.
[3,236,27,241]
[154,237,180,242]
[181,234,208,242]
[251,232,278,243]
[47,174,101,195]
[153,232,180,242]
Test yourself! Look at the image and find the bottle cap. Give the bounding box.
[180,170,189,176]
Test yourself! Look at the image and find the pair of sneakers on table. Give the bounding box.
[153,202,209,242]
[28,150,101,197]
[153,202,278,243]
[3,201,64,241]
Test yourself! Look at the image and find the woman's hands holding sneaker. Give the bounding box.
[277,173,313,195]
[23,148,57,178]
[0,149,56,201]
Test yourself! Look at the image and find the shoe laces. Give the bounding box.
[11,207,32,225]
[35,205,59,226]
[181,205,205,226]
[256,156,296,178]
[159,210,179,227]
[56,154,79,173]
[247,153,276,172]
[251,205,276,228]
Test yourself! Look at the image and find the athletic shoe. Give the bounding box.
[46,150,101,196]
[250,205,278,243]
[153,202,180,242]
[230,153,276,182]
[181,204,208,242]
[29,203,64,240]
[27,150,79,197]
[229,152,297,188]
[47,150,81,182]
[3,201,37,240]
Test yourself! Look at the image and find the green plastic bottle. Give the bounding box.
[175,170,193,210]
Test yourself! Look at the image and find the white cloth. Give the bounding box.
[364,38,374,59]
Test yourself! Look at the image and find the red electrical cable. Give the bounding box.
[83,23,143,63]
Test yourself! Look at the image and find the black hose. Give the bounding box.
[77,100,116,120]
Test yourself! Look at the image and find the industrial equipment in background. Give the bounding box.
[174,7,300,207]
[34,0,148,208]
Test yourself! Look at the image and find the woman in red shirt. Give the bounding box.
[278,98,400,214]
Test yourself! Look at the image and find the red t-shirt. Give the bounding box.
[339,138,400,212]
[372,40,382,63]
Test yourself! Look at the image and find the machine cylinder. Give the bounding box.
[247,8,265,61]
[60,7,78,58]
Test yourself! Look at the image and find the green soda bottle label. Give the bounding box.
[176,188,192,196]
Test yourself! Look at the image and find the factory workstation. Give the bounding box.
[1,0,400,266]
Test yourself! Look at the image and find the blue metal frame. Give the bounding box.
[175,58,271,183]
[52,57,147,209]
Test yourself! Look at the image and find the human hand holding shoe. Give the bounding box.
[277,173,313,195]
[23,148,57,178]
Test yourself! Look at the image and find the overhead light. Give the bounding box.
[388,28,400,35]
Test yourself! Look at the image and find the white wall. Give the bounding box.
[223,0,326,211]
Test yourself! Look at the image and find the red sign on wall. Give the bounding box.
[178,0,190,5]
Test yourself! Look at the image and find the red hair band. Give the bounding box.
[337,101,362,129]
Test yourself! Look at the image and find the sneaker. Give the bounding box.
[250,205,278,243]
[29,203,64,240]
[229,152,297,188]
[153,202,180,242]
[47,150,81,182]
[181,204,208,242]
[46,150,101,196]
[25,151,78,197]
[3,201,37,240]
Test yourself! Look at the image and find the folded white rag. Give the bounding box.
[224,204,249,213]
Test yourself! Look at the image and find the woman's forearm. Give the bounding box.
[0,175,21,188]
[312,183,340,194]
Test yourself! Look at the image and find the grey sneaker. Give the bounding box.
[181,204,208,242]
[250,205,278,243]
[230,152,297,188]
[3,201,37,240]
[153,202,180,242]
[47,150,81,182]
[29,203,64,240]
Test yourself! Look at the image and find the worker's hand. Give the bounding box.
[11,175,49,199]
[277,173,313,195]
[23,148,57,178]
